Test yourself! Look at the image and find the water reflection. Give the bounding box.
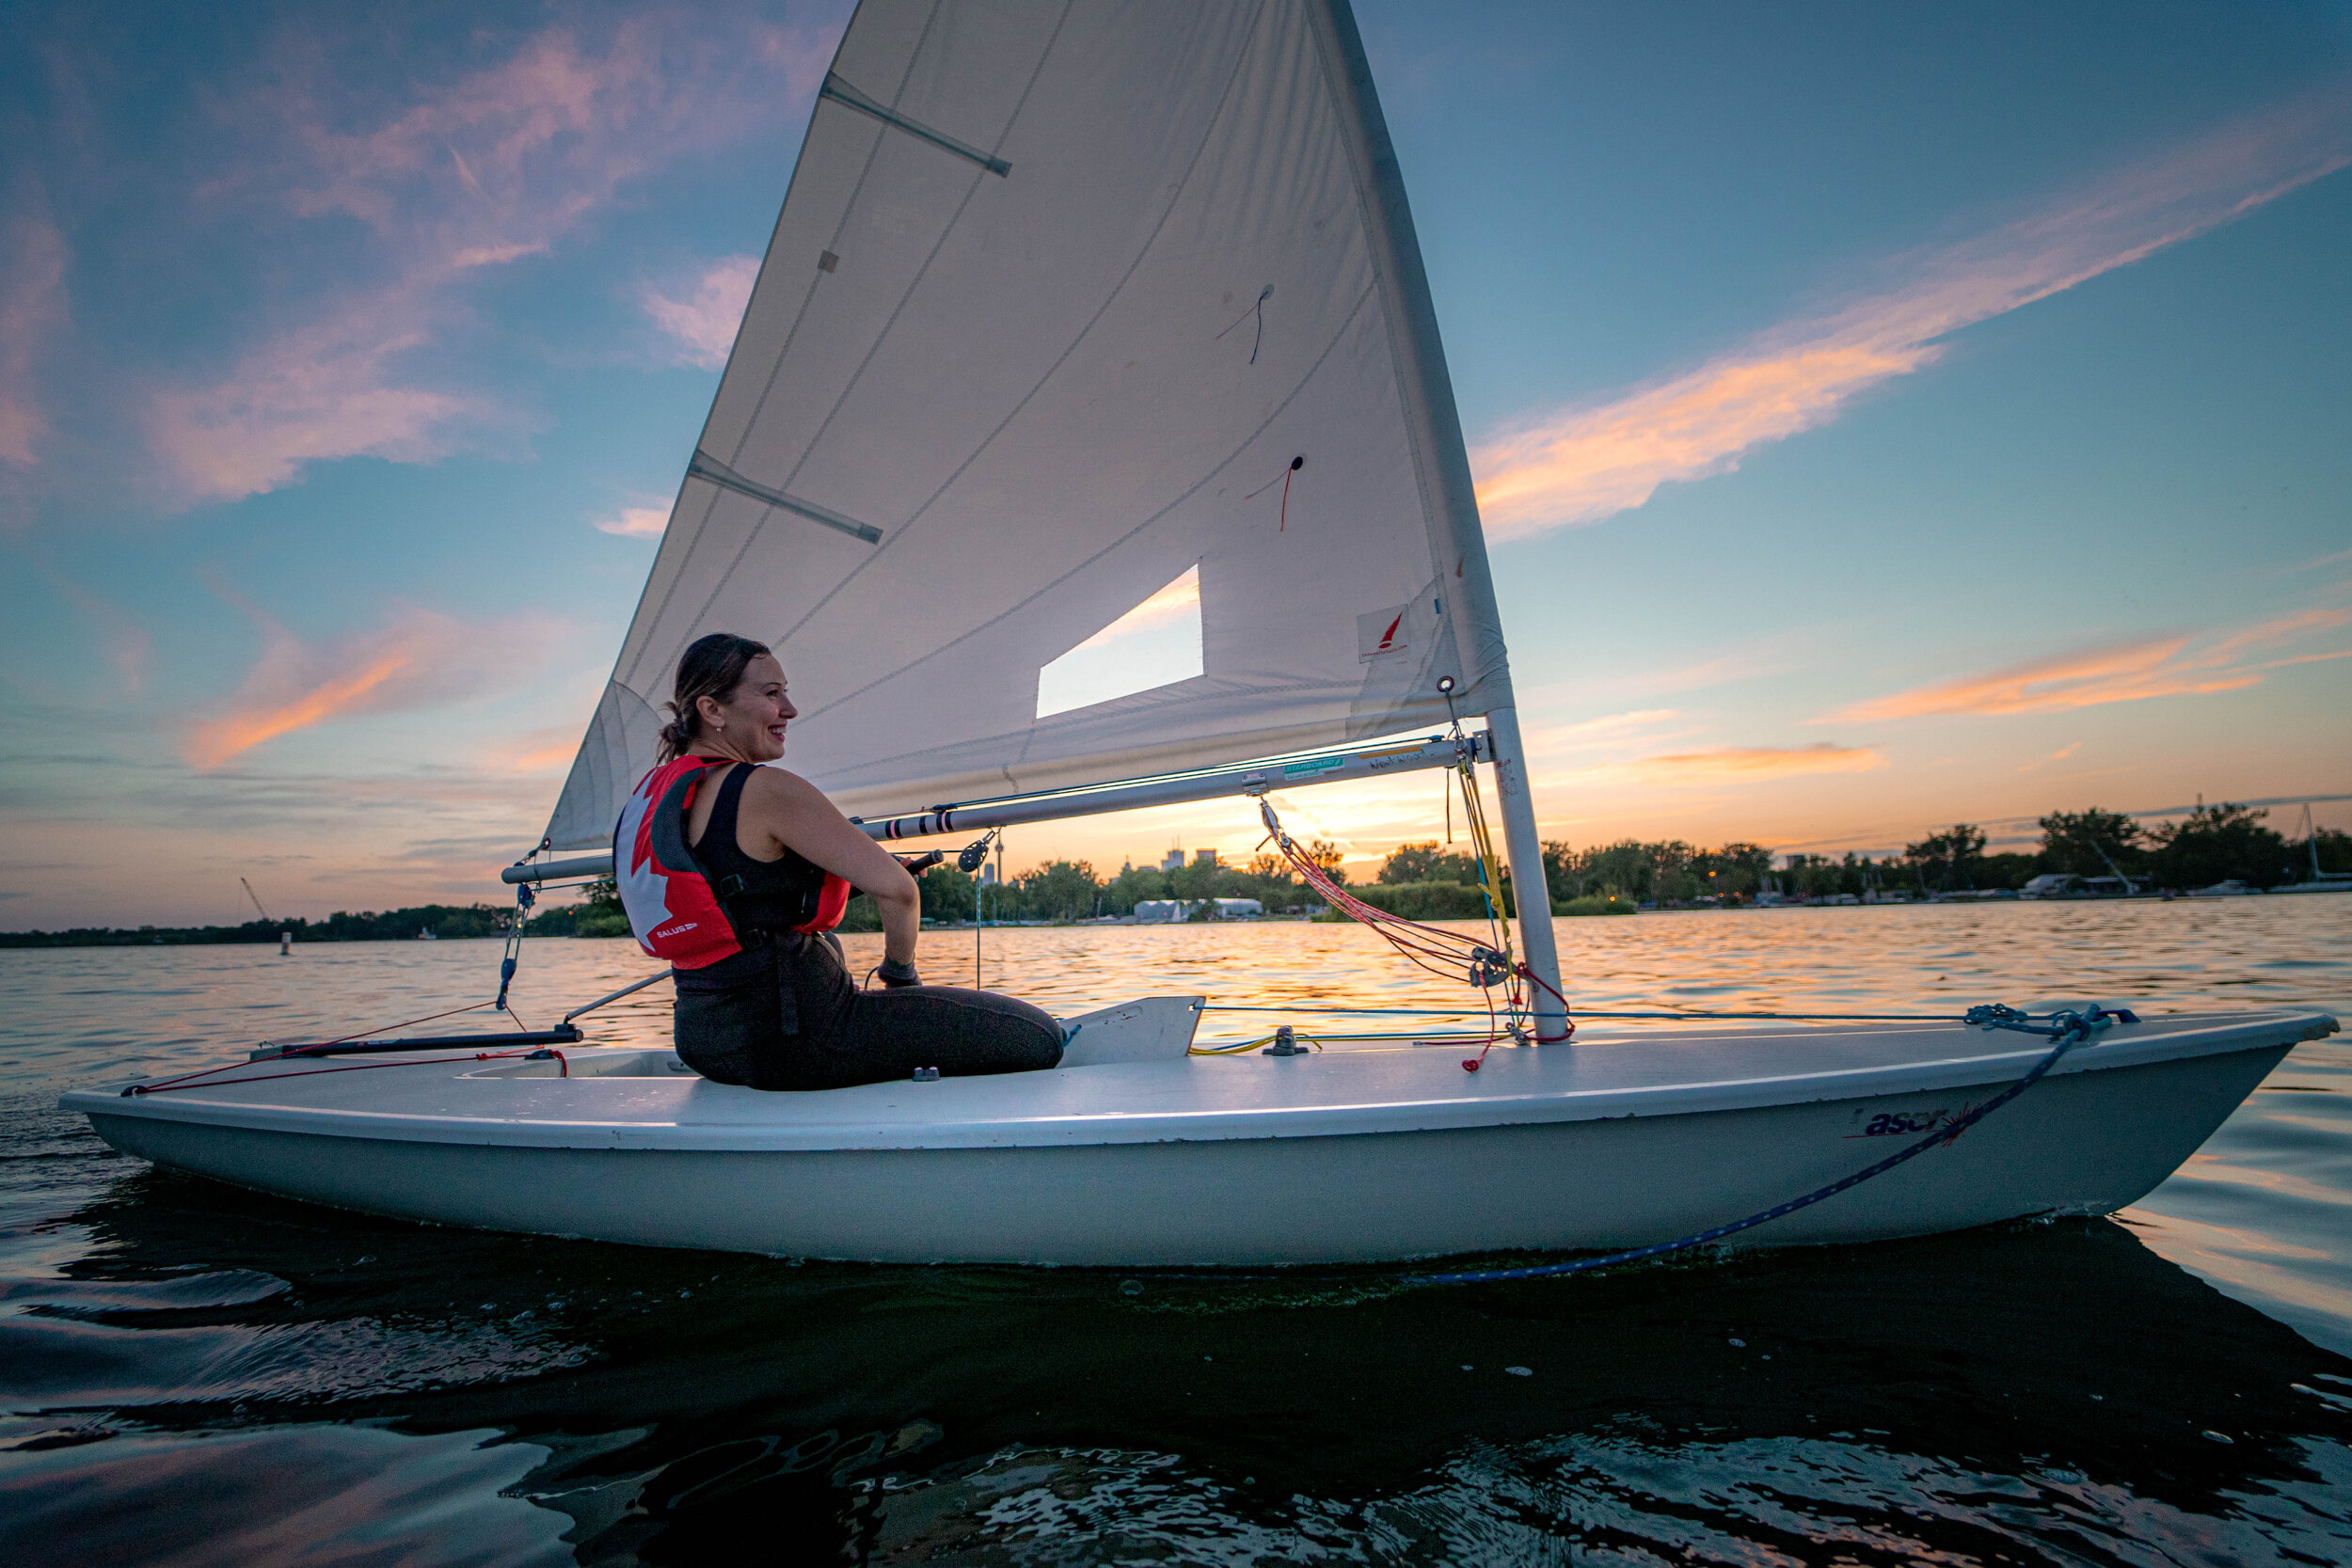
[8,1165,2347,1564]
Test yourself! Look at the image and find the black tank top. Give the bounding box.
[688,763,834,936]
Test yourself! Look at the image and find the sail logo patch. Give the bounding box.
[1358,604,1410,661]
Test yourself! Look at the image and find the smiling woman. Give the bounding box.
[620,633,1065,1092]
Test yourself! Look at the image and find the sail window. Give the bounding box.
[1036,566,1203,720]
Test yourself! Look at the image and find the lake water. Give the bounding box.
[3,898,2347,1564]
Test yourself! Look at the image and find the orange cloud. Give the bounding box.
[1470,79,2352,539]
[2263,647,2352,672]
[1474,342,1923,536]
[1616,744,1884,784]
[1069,565,1201,651]
[2195,606,2352,663]
[1829,610,2350,721]
[185,602,554,768]
[481,727,582,776]
[189,649,417,767]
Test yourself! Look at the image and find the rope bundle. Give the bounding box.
[1251,743,1569,1067]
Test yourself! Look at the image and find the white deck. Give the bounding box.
[63,1007,2337,1263]
[66,1008,2335,1154]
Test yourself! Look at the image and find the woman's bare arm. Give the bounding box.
[739,767,921,968]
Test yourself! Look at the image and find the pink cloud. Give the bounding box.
[2018,741,2084,773]
[0,214,70,470]
[644,255,760,369]
[185,598,555,768]
[1471,78,2352,539]
[1549,707,1683,741]
[147,289,504,500]
[1827,609,2350,721]
[284,23,825,263]
[2261,647,2352,672]
[43,562,153,696]
[479,726,582,777]
[594,500,673,538]
[147,14,840,504]
[1515,708,1694,763]
[1614,744,1885,784]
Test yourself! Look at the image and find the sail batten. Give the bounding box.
[544,0,1517,851]
[685,451,884,544]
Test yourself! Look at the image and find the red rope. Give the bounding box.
[126,1002,507,1096]
[1259,796,1556,1070]
[1244,457,1305,529]
[1516,963,1577,1046]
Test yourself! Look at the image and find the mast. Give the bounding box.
[1304,0,1566,1040]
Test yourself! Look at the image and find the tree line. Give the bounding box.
[9,803,2339,947]
[0,904,527,949]
[1885,803,2346,895]
[1583,803,2348,904]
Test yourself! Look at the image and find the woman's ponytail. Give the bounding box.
[655,632,773,763]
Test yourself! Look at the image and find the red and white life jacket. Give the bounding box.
[613,755,849,969]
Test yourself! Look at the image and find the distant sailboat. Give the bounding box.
[67,0,2334,1266]
[2275,803,2352,894]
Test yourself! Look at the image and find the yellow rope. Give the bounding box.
[1188,1030,1326,1055]
[1194,731,1537,1059]
[1454,755,1516,975]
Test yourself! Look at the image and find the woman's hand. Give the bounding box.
[733,767,922,966]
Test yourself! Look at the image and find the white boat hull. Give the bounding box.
[66,1007,2334,1266]
[81,1039,2282,1264]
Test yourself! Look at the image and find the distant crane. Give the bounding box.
[243,879,293,954]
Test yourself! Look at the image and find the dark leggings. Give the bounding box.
[671,932,1064,1091]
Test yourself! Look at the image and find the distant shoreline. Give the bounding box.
[7,886,2341,951]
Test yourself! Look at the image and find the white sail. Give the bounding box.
[545,0,1514,850]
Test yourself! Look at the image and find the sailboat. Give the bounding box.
[66,0,2332,1267]
[2275,804,2352,894]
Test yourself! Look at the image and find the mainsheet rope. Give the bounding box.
[123,853,566,1099]
[121,1044,566,1098]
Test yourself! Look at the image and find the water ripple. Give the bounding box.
[0,901,2344,1563]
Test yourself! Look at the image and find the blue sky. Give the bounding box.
[3,1,2348,926]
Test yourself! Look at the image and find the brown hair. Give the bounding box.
[657,633,773,762]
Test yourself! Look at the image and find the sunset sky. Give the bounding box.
[4,1,2348,927]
